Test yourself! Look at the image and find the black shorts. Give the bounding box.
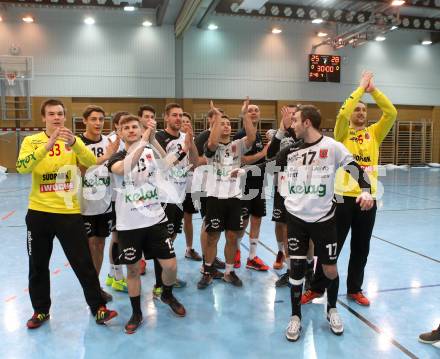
[241,183,266,219]
[271,189,286,223]
[205,197,243,233]
[117,223,175,264]
[286,212,338,265]
[82,212,113,238]
[200,194,208,219]
[111,201,117,232]
[182,193,199,214]
[163,203,184,236]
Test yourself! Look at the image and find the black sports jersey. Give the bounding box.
[195,129,210,156]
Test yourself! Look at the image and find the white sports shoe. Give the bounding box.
[285,315,302,342]
[327,308,344,335]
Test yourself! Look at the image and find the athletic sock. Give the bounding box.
[277,241,284,252]
[153,258,163,287]
[306,258,314,271]
[113,264,124,281]
[326,276,339,311]
[129,295,142,316]
[249,238,258,259]
[162,285,173,300]
[225,263,233,275]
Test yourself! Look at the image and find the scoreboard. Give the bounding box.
[309,54,341,83]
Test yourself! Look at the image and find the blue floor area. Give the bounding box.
[0,168,439,359]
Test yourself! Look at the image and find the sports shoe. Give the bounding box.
[173,278,187,289]
[95,306,118,325]
[304,268,314,291]
[223,271,243,287]
[327,308,344,335]
[419,325,440,344]
[161,294,186,317]
[197,273,213,289]
[275,271,290,288]
[125,313,143,334]
[285,315,301,342]
[152,285,163,300]
[185,248,202,261]
[246,256,269,271]
[105,274,114,287]
[301,289,324,304]
[139,259,147,276]
[234,250,241,269]
[214,257,225,269]
[26,312,50,329]
[199,265,224,279]
[112,278,128,293]
[347,292,370,306]
[273,250,285,270]
[101,288,113,303]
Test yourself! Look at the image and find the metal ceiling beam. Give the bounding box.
[175,0,203,38]
[0,0,162,9]
[197,0,221,29]
[156,0,169,26]
[374,0,440,11]
[214,1,440,32]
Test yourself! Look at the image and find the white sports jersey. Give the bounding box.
[205,137,249,199]
[80,134,112,215]
[279,136,353,222]
[155,130,190,203]
[108,147,167,231]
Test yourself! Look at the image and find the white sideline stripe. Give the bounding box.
[289,277,304,285]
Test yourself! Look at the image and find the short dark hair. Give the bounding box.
[138,105,156,117]
[112,111,129,128]
[83,105,105,119]
[165,103,182,116]
[287,104,300,109]
[40,99,66,117]
[298,105,321,130]
[119,115,140,127]
[182,112,192,121]
[221,114,230,120]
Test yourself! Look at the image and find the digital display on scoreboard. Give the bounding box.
[309,54,341,83]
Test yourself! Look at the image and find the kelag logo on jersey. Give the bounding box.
[170,167,188,179]
[124,187,158,203]
[83,176,110,188]
[288,183,326,197]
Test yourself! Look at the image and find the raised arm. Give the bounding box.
[334,71,372,141]
[242,98,256,148]
[367,79,398,144]
[207,101,223,152]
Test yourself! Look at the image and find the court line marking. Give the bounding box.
[379,207,440,212]
[337,299,419,359]
[1,210,16,221]
[384,190,440,203]
[373,235,440,264]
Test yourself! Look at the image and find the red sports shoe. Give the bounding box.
[234,249,241,269]
[246,256,269,271]
[139,258,147,276]
[347,292,370,306]
[301,290,324,304]
[273,251,285,270]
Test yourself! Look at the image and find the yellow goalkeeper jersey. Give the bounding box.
[334,87,397,198]
[16,132,96,214]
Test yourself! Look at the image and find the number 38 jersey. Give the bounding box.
[79,134,112,216]
[108,147,167,231]
[277,136,353,223]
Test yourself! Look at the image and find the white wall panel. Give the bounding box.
[0,8,175,97]
[183,16,440,106]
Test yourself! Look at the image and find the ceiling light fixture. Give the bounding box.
[142,20,153,27]
[208,24,218,30]
[272,28,282,34]
[123,6,136,11]
[317,31,328,37]
[84,17,95,25]
[22,16,34,23]
[421,40,432,45]
[391,0,405,6]
[390,25,398,30]
[312,18,324,24]
[375,35,386,41]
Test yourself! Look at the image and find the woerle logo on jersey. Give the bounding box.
[210,218,220,229]
[288,237,299,252]
[122,247,137,262]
